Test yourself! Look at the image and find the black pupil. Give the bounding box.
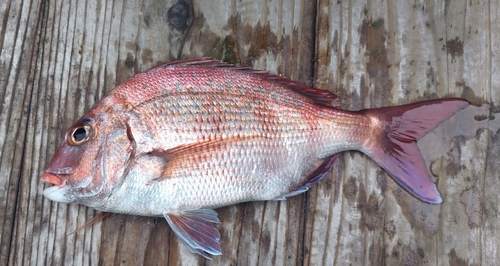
[73,127,87,142]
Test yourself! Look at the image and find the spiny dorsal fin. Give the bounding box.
[157,57,341,108]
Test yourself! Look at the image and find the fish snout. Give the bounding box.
[41,173,65,187]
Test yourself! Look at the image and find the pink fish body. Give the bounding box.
[41,58,469,258]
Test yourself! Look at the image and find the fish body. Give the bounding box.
[41,58,469,258]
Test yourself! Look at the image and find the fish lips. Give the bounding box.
[41,172,66,186]
[41,172,79,203]
[41,171,99,204]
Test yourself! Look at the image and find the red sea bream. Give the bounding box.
[41,58,469,258]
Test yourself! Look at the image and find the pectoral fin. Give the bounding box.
[164,209,222,259]
[151,136,263,182]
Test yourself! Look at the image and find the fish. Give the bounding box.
[41,57,469,258]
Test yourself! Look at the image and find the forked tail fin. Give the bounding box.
[360,99,469,203]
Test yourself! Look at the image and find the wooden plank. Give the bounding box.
[312,1,498,266]
[0,0,44,265]
[437,1,490,265]
[483,2,500,265]
[2,0,500,265]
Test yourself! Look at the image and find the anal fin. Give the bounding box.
[273,154,339,200]
[164,209,222,259]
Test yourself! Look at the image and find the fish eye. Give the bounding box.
[68,123,93,146]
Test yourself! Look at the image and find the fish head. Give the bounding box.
[41,109,135,208]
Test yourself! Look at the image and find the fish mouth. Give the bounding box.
[42,173,74,203]
[43,185,73,203]
[41,173,66,187]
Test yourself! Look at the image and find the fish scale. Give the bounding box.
[41,57,469,259]
[130,90,330,153]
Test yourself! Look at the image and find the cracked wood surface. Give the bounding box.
[1,0,499,265]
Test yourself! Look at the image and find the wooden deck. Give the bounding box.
[1,0,499,265]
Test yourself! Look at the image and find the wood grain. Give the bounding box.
[1,0,499,265]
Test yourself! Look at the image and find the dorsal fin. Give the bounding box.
[161,57,232,67]
[157,57,341,108]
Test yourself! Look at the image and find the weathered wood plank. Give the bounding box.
[437,1,490,265]
[0,0,44,265]
[2,0,500,265]
[311,1,499,266]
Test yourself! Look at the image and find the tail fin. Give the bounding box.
[361,99,469,203]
